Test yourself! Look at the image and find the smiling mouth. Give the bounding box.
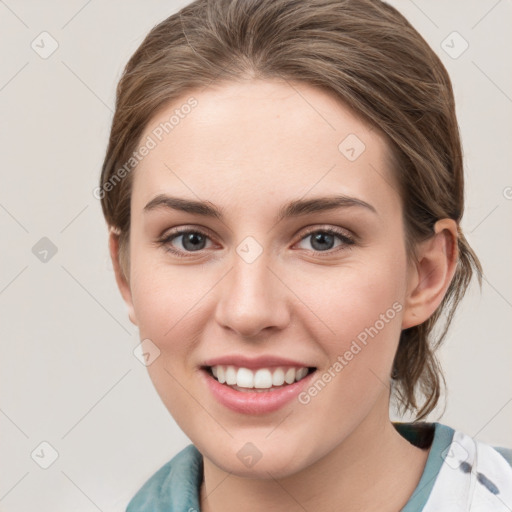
[203,365,317,392]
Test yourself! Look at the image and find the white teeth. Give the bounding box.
[225,365,237,385]
[236,367,254,388]
[208,365,312,389]
[284,368,296,384]
[254,369,272,388]
[296,367,308,380]
[272,368,285,386]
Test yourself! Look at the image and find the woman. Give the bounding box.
[98,0,512,510]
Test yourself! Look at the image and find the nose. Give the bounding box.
[213,249,291,339]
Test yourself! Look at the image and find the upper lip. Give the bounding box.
[202,355,315,370]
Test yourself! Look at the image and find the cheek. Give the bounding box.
[129,244,199,331]
[131,278,201,356]
[128,260,206,422]
[296,252,408,414]
[129,251,217,374]
[301,252,406,344]
[293,262,406,430]
[130,234,408,353]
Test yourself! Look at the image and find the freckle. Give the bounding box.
[477,472,500,495]
[459,461,472,473]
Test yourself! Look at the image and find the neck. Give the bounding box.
[200,401,430,512]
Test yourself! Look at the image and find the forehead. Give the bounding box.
[132,79,401,219]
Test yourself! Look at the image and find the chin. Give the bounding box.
[198,433,320,479]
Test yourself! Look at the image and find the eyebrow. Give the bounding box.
[143,193,377,222]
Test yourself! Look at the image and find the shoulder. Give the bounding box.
[126,444,203,512]
[396,422,512,511]
[422,424,512,511]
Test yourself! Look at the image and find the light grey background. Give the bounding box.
[0,0,510,510]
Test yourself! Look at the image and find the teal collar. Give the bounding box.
[395,422,455,511]
[127,422,455,511]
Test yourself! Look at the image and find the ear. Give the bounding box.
[108,228,138,326]
[401,219,459,330]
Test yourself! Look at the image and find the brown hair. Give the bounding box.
[99,0,482,420]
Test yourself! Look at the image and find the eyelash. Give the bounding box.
[156,226,356,259]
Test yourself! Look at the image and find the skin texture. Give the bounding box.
[109,79,458,511]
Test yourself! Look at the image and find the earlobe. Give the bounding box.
[108,228,138,326]
[401,219,459,330]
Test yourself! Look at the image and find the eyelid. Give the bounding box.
[157,224,356,257]
[293,225,356,256]
[298,224,355,243]
[156,225,217,258]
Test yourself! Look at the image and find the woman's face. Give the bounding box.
[121,79,415,477]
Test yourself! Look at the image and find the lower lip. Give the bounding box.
[201,368,316,415]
